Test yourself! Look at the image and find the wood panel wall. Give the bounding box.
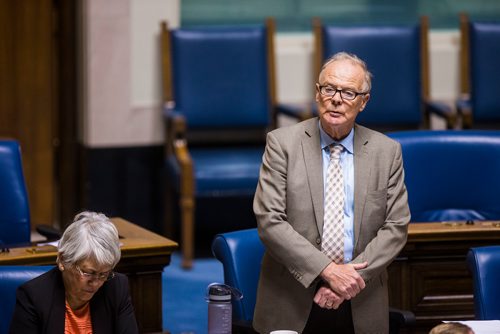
[0,0,79,229]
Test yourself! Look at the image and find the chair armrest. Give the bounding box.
[389,306,416,334]
[163,106,194,196]
[36,225,62,241]
[456,96,472,129]
[424,100,457,129]
[163,106,187,148]
[276,103,314,122]
[163,106,189,159]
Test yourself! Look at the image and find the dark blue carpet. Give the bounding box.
[162,252,224,334]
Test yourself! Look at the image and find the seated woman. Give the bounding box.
[9,211,138,334]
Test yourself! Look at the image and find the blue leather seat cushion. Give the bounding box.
[413,209,493,223]
[167,147,264,196]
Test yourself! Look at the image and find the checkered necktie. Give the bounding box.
[322,144,344,264]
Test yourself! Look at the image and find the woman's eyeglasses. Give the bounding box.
[75,265,115,282]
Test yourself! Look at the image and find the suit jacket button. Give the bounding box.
[316,238,321,244]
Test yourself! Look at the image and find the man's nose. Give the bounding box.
[331,91,343,103]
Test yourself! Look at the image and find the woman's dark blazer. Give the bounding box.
[9,267,138,334]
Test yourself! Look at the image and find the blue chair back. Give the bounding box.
[388,130,500,222]
[162,20,277,267]
[469,21,500,123]
[319,21,423,128]
[0,266,52,334]
[212,228,264,322]
[0,140,30,245]
[467,246,500,320]
[170,24,272,130]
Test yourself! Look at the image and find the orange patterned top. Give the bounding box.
[64,300,93,334]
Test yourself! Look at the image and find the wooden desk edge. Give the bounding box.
[0,218,178,264]
[408,221,500,242]
[112,217,178,247]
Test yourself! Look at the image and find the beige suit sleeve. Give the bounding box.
[254,131,331,288]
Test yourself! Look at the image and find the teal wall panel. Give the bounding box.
[181,0,500,31]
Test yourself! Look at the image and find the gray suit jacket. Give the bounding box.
[253,118,410,334]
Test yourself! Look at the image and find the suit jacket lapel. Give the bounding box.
[353,124,371,252]
[301,119,324,235]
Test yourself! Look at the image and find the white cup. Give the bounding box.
[270,331,299,334]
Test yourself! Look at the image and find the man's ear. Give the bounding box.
[359,93,370,112]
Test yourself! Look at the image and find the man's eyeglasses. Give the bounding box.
[75,265,115,282]
[317,84,367,101]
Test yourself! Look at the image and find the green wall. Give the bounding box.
[182,0,500,31]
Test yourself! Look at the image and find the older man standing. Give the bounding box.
[253,52,410,333]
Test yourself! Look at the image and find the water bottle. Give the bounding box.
[206,283,243,334]
[207,283,232,334]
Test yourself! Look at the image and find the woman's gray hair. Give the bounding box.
[58,211,121,268]
[320,51,373,92]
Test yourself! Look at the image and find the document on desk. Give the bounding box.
[37,240,59,247]
[448,320,500,334]
[37,240,124,248]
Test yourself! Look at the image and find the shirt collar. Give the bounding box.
[319,120,354,154]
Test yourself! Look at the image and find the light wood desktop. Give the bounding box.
[388,221,500,333]
[0,218,178,334]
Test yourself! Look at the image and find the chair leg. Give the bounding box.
[180,195,195,269]
[163,184,175,239]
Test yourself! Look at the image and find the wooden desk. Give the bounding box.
[388,221,500,333]
[0,218,178,333]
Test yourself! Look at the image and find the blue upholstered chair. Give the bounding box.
[388,130,500,222]
[161,19,278,268]
[458,13,500,129]
[0,140,30,246]
[467,246,500,320]
[0,265,52,334]
[283,16,455,131]
[212,229,263,328]
[212,228,415,334]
